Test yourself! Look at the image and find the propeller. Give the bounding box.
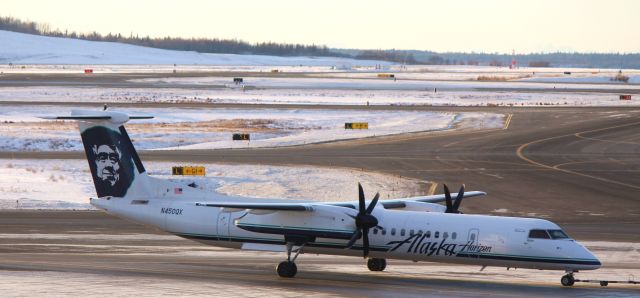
[443,184,465,214]
[346,183,383,258]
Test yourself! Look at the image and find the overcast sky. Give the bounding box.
[3,0,639,53]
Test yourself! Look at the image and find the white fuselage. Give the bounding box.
[91,193,601,272]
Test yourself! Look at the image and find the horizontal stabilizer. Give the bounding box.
[41,116,112,120]
[43,116,153,120]
[40,109,153,124]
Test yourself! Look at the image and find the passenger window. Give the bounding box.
[470,233,475,241]
[435,231,440,238]
[410,229,415,236]
[418,230,423,235]
[528,229,551,239]
[426,231,431,238]
[548,230,569,239]
[443,232,449,239]
[400,229,405,236]
[381,229,386,235]
[391,228,396,236]
[373,228,378,235]
[452,232,457,239]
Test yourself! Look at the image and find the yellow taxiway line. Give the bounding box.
[427,182,438,195]
[516,121,640,190]
[503,114,513,130]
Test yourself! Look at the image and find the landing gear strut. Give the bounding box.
[277,242,304,278]
[367,258,387,271]
[561,272,575,287]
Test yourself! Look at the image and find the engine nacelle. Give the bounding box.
[234,205,363,240]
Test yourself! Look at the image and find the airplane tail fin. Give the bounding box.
[44,109,153,198]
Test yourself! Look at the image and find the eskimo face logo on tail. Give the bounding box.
[81,126,135,197]
[93,144,121,186]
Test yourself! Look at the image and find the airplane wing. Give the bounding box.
[195,191,486,211]
[376,191,486,209]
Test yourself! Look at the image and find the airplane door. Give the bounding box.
[467,228,480,259]
[216,212,230,240]
[468,228,479,243]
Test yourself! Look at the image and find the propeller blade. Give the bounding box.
[358,183,366,214]
[346,229,362,248]
[362,228,370,258]
[365,192,380,214]
[443,184,453,213]
[452,184,465,211]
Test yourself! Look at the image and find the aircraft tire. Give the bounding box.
[277,261,297,278]
[367,258,387,271]
[561,274,575,286]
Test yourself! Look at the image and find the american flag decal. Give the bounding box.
[174,187,183,194]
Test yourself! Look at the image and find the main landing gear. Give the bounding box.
[561,272,575,287]
[277,242,304,278]
[367,258,387,271]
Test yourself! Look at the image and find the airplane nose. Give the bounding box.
[577,242,601,270]
[588,250,602,269]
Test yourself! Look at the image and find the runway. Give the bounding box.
[1,101,640,295]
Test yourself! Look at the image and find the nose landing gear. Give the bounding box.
[367,258,387,271]
[561,272,575,286]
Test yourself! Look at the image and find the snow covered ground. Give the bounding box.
[132,76,640,91]
[2,84,637,106]
[0,30,386,67]
[0,106,504,151]
[520,75,640,84]
[0,159,423,210]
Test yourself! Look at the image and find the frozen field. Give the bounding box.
[0,159,423,210]
[134,75,640,91]
[0,106,504,151]
[2,85,638,106]
[0,30,385,67]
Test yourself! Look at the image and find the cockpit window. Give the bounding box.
[528,229,551,239]
[548,229,570,239]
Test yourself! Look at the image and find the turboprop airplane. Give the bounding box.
[45,109,601,287]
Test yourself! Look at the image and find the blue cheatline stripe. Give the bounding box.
[456,253,601,266]
[175,232,599,266]
[175,232,390,252]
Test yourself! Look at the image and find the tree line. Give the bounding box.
[2,16,639,68]
[0,16,342,57]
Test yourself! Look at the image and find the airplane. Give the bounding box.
[44,109,601,287]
